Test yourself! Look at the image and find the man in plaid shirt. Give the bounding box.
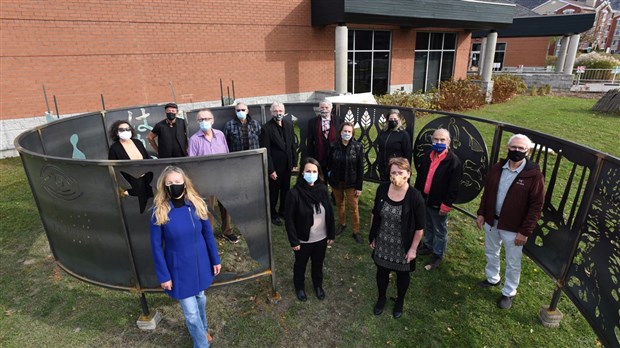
[224,101,262,152]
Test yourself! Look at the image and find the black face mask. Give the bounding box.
[166,184,185,199]
[388,120,398,129]
[166,112,176,121]
[507,149,527,162]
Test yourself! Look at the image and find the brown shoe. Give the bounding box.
[207,331,213,343]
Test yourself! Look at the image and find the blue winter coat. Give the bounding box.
[150,202,221,300]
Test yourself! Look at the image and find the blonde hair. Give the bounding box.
[152,166,209,225]
[388,157,411,174]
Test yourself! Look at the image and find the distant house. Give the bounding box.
[532,0,615,51]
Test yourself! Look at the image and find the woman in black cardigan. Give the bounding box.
[376,109,412,181]
[285,157,335,302]
[108,120,149,160]
[369,157,425,318]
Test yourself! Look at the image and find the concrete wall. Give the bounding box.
[495,72,574,92]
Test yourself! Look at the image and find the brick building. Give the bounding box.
[1,0,518,156]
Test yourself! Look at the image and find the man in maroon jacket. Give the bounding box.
[475,134,544,309]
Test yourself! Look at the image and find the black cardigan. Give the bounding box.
[284,182,336,247]
[413,150,462,208]
[369,182,426,252]
[108,139,149,160]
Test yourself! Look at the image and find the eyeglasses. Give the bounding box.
[236,109,247,112]
[197,118,213,122]
[508,145,528,152]
[118,127,131,132]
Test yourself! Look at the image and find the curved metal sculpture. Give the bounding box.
[15,103,620,347]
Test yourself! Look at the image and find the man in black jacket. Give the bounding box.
[260,101,298,226]
[147,103,188,158]
[414,128,462,270]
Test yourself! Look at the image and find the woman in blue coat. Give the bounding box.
[150,165,221,348]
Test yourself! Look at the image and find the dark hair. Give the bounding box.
[164,103,178,110]
[109,120,135,142]
[298,157,325,184]
[338,122,356,137]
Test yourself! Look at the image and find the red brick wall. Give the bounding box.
[1,1,472,120]
[1,0,336,120]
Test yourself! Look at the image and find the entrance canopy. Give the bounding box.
[473,13,596,38]
[311,0,516,29]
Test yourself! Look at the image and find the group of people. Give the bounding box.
[108,101,544,347]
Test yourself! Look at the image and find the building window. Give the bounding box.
[413,32,457,92]
[562,9,575,14]
[347,30,391,95]
[468,42,506,73]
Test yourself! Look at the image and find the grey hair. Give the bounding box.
[507,134,533,150]
[319,99,333,109]
[433,128,451,141]
[270,101,285,112]
[196,109,214,120]
[235,101,247,108]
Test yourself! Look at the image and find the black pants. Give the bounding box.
[293,238,327,291]
[376,265,410,308]
[269,169,291,217]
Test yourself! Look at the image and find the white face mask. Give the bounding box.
[118,131,132,141]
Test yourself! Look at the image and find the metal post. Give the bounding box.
[101,94,106,111]
[139,293,150,316]
[227,86,230,105]
[232,80,236,100]
[169,81,177,103]
[42,83,51,114]
[220,79,224,106]
[53,95,60,119]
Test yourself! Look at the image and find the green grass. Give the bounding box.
[0,95,612,347]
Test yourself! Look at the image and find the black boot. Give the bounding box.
[393,297,404,318]
[373,297,386,315]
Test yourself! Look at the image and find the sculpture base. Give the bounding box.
[539,305,563,328]
[268,291,282,304]
[136,310,162,330]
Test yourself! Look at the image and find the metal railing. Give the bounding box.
[573,68,620,84]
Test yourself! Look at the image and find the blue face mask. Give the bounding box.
[199,120,212,132]
[431,143,447,153]
[303,172,318,184]
[236,111,247,120]
[341,133,352,141]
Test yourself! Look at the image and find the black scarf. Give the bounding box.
[295,179,330,214]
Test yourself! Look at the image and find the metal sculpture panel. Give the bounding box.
[565,158,620,348]
[336,104,415,181]
[413,116,488,204]
[40,113,109,159]
[20,155,136,287]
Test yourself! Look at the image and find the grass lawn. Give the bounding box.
[0,95,614,347]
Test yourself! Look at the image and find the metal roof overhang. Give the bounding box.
[472,13,596,38]
[311,0,516,30]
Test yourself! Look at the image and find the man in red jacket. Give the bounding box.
[475,134,544,309]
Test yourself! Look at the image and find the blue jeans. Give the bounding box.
[423,207,449,258]
[178,291,209,348]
